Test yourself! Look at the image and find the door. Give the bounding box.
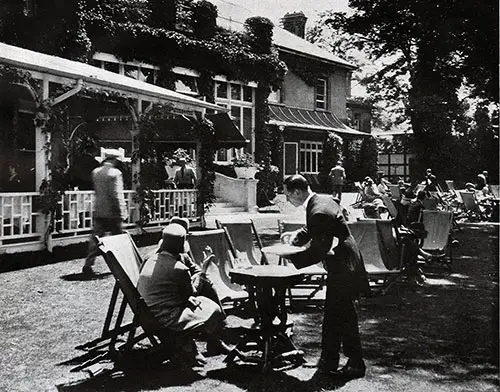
[283,142,298,177]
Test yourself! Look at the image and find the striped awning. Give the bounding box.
[269,104,368,136]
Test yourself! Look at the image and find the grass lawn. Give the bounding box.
[0,220,498,392]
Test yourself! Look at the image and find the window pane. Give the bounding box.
[216,81,228,98]
[103,61,119,74]
[243,107,252,153]
[231,83,241,100]
[243,86,253,102]
[231,106,241,128]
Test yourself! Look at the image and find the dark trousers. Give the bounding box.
[321,274,363,365]
[85,217,123,267]
[332,184,343,202]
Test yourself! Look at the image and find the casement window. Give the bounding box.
[315,78,327,110]
[214,80,256,164]
[300,141,323,174]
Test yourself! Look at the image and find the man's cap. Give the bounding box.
[169,217,190,233]
[159,223,186,254]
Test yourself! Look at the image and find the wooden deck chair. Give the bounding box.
[215,219,268,266]
[351,181,364,207]
[490,185,500,199]
[187,228,249,309]
[388,184,402,200]
[277,219,327,304]
[420,209,454,268]
[458,191,485,221]
[423,197,439,210]
[348,220,405,295]
[72,233,175,372]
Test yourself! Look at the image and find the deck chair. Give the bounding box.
[420,209,454,268]
[187,228,249,310]
[348,219,405,295]
[490,185,500,199]
[388,184,402,200]
[215,219,268,267]
[351,181,364,207]
[71,233,176,372]
[277,219,327,305]
[458,191,485,221]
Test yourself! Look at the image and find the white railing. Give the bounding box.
[0,189,198,252]
[0,192,42,245]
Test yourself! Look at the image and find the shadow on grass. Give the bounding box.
[56,363,205,392]
[208,365,349,392]
[60,272,112,281]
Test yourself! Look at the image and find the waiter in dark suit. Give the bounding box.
[283,174,370,379]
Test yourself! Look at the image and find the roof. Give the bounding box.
[0,43,223,112]
[269,104,368,136]
[211,0,356,70]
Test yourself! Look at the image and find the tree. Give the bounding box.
[313,0,498,180]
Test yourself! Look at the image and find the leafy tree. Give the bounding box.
[312,0,498,181]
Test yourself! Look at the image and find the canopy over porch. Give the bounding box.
[0,42,224,113]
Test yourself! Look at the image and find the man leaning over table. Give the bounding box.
[282,174,370,380]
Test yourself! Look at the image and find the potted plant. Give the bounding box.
[232,152,261,179]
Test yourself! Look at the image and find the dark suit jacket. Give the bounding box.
[289,194,370,298]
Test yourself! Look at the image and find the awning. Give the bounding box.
[0,43,224,113]
[96,112,248,148]
[269,104,368,136]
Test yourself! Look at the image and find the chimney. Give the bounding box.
[280,12,307,38]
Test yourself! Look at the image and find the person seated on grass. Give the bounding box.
[137,223,232,368]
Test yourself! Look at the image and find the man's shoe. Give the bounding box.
[81,265,96,277]
[333,360,366,379]
[303,358,338,373]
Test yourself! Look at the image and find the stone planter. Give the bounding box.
[234,167,259,179]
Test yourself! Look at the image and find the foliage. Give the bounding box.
[38,179,63,244]
[319,132,343,190]
[192,116,217,218]
[358,136,378,180]
[314,0,498,181]
[231,152,261,168]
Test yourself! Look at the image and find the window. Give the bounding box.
[214,79,255,163]
[315,78,327,110]
[300,141,323,174]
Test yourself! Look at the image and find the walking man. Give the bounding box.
[329,161,346,202]
[82,149,127,276]
[283,174,369,379]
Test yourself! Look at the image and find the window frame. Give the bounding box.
[315,78,328,111]
[299,140,323,174]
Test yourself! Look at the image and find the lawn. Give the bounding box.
[0,220,498,392]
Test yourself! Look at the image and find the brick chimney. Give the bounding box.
[280,12,307,38]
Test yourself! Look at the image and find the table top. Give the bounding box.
[261,244,307,256]
[229,265,304,287]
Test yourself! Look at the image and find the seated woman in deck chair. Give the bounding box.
[361,177,387,218]
[137,223,232,368]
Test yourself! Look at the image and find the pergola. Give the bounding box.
[0,42,232,189]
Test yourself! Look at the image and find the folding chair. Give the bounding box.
[277,219,327,305]
[215,219,269,267]
[187,228,249,310]
[420,209,455,268]
[71,233,176,372]
[351,181,364,207]
[348,219,405,295]
[388,184,402,200]
[490,185,500,199]
[458,191,485,221]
